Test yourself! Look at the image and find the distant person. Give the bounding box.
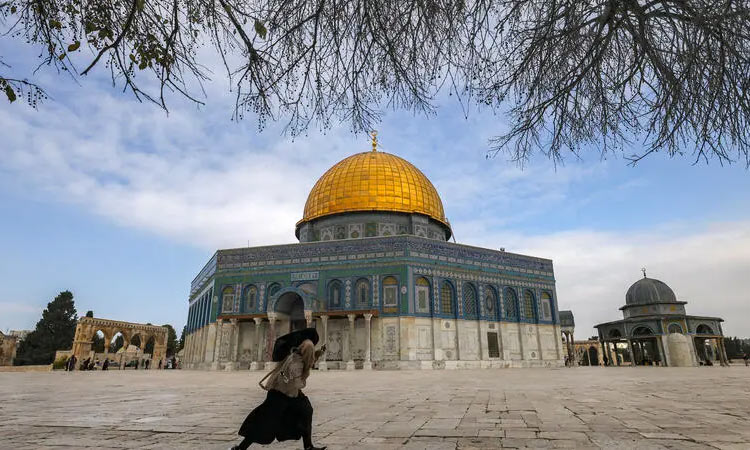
[158,359,162,370]
[145,359,150,370]
[603,355,608,366]
[171,357,177,369]
[231,328,326,450]
[743,353,749,366]
[80,357,90,371]
[102,359,109,371]
[135,359,139,370]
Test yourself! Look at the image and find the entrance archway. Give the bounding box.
[275,292,307,333]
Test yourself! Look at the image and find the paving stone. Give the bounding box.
[1,367,749,449]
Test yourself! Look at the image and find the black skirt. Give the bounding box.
[238,389,313,444]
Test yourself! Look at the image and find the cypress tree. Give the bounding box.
[15,291,78,365]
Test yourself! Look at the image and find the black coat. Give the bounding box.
[238,389,313,444]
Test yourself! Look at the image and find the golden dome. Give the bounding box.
[298,150,449,228]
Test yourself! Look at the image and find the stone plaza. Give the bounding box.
[1,367,749,449]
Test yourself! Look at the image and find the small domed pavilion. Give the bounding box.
[595,271,727,367]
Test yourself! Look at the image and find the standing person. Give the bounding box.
[135,359,139,370]
[744,352,749,366]
[102,359,109,371]
[231,328,327,450]
[158,359,163,370]
[145,359,150,370]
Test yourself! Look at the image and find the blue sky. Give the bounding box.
[2,38,750,339]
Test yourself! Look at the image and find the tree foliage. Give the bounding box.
[162,324,178,356]
[14,290,78,366]
[1,0,748,166]
[178,325,186,352]
[724,336,750,359]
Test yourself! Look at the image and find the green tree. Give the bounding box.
[85,310,94,318]
[178,326,186,352]
[15,291,78,366]
[162,324,178,357]
[1,1,748,166]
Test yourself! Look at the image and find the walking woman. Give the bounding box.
[231,328,326,450]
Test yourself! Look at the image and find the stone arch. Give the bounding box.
[71,317,168,366]
[696,324,714,335]
[268,286,315,312]
[632,326,654,336]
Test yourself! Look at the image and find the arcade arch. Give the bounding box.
[70,317,168,367]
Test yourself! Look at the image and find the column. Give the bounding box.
[230,318,240,367]
[603,340,611,366]
[265,314,277,363]
[212,319,224,369]
[318,315,328,371]
[346,314,356,370]
[626,339,636,366]
[659,335,671,367]
[305,311,313,328]
[614,342,621,366]
[251,317,263,370]
[719,338,729,366]
[363,314,373,370]
[585,347,591,366]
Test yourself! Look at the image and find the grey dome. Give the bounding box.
[625,277,677,305]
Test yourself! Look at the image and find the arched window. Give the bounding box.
[633,326,653,336]
[440,281,454,315]
[484,286,497,319]
[668,323,683,334]
[267,283,281,299]
[244,285,257,312]
[382,276,398,307]
[415,277,430,313]
[356,278,370,307]
[328,280,342,308]
[540,292,553,320]
[221,286,235,313]
[696,324,714,335]
[463,283,478,319]
[503,288,518,320]
[523,290,537,321]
